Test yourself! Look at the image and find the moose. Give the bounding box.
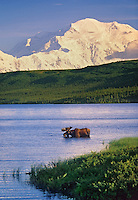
[61,127,90,138]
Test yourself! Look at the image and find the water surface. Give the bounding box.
[0,104,138,199]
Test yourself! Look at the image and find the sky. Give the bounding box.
[0,0,138,51]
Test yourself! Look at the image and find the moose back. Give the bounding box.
[62,127,90,138]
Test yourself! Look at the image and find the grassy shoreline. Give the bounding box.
[0,60,138,104]
[30,137,138,200]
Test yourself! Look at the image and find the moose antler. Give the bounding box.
[61,127,72,131]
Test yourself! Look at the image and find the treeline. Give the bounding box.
[54,86,138,104]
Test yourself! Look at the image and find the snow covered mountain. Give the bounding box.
[0,18,138,73]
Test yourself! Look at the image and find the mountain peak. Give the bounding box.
[71,18,101,33]
[0,18,138,73]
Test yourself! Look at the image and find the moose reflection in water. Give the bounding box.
[62,127,90,138]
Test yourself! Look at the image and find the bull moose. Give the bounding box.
[61,127,90,138]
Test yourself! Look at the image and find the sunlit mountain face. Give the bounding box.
[0,18,138,73]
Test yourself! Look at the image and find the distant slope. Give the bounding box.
[0,18,138,73]
[0,60,138,104]
[8,26,70,57]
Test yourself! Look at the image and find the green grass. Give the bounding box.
[109,137,138,151]
[0,60,138,104]
[30,137,138,200]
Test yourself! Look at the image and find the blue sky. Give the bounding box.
[0,0,138,51]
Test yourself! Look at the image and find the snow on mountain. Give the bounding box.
[8,26,70,58]
[26,38,31,47]
[0,18,138,73]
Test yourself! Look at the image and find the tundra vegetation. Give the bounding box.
[0,60,138,104]
[30,137,138,200]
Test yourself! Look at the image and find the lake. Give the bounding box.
[0,104,138,199]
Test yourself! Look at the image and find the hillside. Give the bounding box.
[0,60,138,104]
[0,18,138,73]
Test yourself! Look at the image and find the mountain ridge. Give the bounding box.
[0,18,138,73]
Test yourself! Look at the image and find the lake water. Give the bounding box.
[0,104,138,199]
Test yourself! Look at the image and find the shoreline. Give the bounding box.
[29,137,138,200]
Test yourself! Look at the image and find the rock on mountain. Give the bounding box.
[0,18,138,73]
